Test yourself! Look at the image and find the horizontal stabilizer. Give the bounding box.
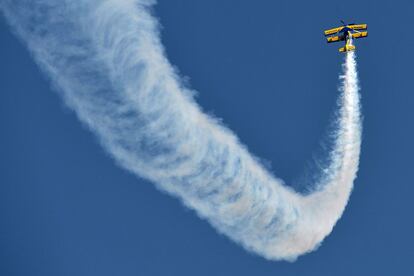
[339,45,356,53]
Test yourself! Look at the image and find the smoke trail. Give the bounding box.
[0,0,361,260]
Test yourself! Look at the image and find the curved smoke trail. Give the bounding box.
[1,0,361,260]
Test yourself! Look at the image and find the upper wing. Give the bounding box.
[348,24,368,30]
[351,31,368,39]
[326,36,344,43]
[324,27,343,36]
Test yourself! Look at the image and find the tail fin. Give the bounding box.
[339,45,356,53]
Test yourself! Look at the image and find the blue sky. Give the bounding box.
[1,0,413,275]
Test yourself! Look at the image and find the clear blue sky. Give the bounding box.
[1,0,413,275]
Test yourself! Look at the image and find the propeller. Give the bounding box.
[340,20,356,26]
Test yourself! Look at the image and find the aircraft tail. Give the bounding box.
[339,38,356,53]
[339,45,356,52]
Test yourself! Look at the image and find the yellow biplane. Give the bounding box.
[324,20,368,53]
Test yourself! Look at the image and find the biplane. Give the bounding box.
[324,20,368,53]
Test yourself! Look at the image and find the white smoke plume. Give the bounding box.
[0,0,361,260]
